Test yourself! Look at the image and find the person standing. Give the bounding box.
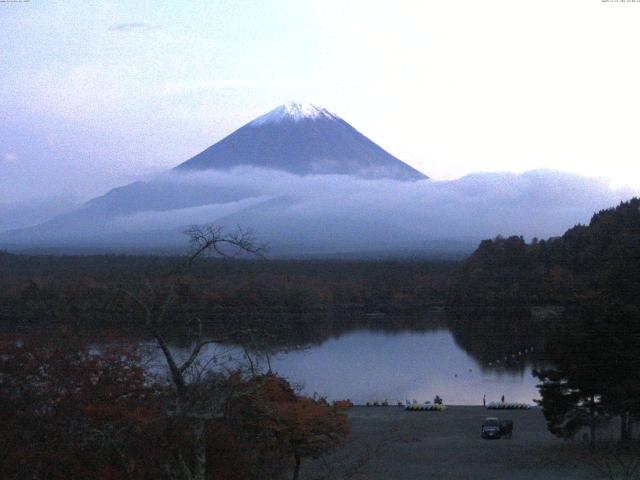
[483,394,486,407]
[501,395,505,403]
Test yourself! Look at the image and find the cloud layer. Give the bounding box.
[108,22,158,32]
[4,167,632,256]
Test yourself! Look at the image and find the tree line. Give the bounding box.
[449,198,640,307]
[0,251,454,328]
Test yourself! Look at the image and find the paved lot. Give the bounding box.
[304,406,602,480]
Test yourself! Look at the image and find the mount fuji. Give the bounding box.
[175,102,426,180]
[0,103,430,252]
[0,103,632,256]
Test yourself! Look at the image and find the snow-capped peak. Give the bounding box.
[248,102,338,126]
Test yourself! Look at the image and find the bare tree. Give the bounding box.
[184,224,263,266]
[123,224,266,480]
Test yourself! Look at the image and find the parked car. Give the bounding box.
[481,417,501,439]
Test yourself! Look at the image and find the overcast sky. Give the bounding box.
[2,0,640,203]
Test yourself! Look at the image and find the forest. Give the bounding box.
[0,252,453,323]
[449,197,640,308]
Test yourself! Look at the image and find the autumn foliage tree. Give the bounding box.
[0,331,350,480]
[271,393,350,480]
[0,330,165,480]
[229,374,350,480]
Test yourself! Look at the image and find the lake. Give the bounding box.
[162,313,546,406]
[268,329,540,405]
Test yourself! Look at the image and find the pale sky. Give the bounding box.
[2,0,640,202]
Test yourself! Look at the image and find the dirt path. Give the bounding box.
[304,406,600,480]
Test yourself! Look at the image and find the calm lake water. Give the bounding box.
[163,317,544,406]
[267,329,540,406]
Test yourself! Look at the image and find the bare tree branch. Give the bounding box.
[178,339,221,375]
[184,224,267,268]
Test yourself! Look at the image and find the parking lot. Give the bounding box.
[304,406,601,480]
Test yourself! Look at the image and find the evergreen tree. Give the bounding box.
[534,310,607,445]
[536,305,640,445]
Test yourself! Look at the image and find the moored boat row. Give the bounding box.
[486,402,532,410]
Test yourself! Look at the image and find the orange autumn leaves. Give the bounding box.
[0,332,349,479]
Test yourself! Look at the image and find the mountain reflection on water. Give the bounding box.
[160,308,549,406]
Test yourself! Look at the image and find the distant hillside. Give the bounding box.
[449,198,640,306]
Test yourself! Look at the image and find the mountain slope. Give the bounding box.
[175,102,427,180]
